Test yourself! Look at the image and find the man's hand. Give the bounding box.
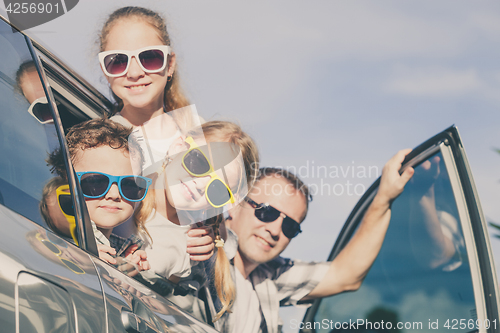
[186,225,215,261]
[98,244,117,265]
[376,149,414,205]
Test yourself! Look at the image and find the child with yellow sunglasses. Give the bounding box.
[40,177,76,241]
[136,120,259,319]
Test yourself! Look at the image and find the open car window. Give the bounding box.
[34,44,112,132]
[302,126,499,333]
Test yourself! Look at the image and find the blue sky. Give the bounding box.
[3,1,500,330]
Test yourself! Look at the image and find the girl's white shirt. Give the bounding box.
[110,112,182,175]
[109,112,134,128]
[141,209,195,279]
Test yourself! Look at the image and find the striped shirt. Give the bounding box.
[220,257,330,333]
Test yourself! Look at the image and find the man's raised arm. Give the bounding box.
[303,149,414,300]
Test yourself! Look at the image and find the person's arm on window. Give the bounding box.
[304,149,414,300]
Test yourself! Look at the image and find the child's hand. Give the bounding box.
[186,225,215,261]
[98,244,117,265]
[124,244,151,271]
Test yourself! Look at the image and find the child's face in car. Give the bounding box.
[103,19,173,113]
[73,145,137,232]
[162,136,243,211]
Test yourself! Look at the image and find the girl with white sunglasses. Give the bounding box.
[98,6,195,130]
[97,6,216,271]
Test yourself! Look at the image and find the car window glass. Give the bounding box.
[312,151,476,332]
[0,19,76,243]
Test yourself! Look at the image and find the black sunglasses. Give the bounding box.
[244,197,301,239]
[57,191,74,217]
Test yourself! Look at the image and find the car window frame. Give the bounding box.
[20,29,99,255]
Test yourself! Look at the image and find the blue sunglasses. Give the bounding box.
[76,172,152,202]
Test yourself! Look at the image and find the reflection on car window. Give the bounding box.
[313,151,475,332]
[0,19,75,242]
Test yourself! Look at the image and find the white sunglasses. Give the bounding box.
[28,96,53,124]
[98,45,171,77]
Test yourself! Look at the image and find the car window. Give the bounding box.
[0,18,76,242]
[309,150,480,332]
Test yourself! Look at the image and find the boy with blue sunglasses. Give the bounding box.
[49,119,151,270]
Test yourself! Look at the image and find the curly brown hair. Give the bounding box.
[48,118,142,179]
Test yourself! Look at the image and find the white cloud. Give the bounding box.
[385,65,482,97]
[244,2,469,62]
[469,12,500,37]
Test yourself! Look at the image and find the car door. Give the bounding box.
[0,14,107,332]
[301,126,499,333]
[91,258,219,333]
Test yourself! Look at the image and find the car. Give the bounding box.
[300,127,500,332]
[0,14,220,333]
[0,10,499,333]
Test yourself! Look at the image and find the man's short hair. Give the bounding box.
[256,167,312,222]
[48,118,142,179]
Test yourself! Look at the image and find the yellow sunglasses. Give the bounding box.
[181,137,235,208]
[36,232,85,275]
[56,184,79,246]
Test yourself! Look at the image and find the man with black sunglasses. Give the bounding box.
[224,150,414,333]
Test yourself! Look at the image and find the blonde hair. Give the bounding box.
[99,6,192,127]
[136,120,259,320]
[197,121,259,321]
